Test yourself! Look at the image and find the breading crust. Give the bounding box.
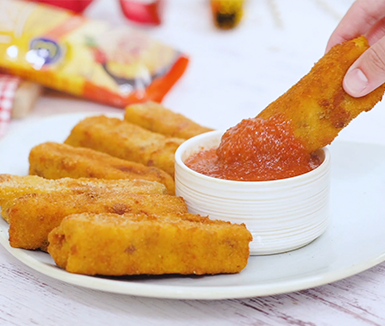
[0,174,167,222]
[48,212,252,275]
[29,142,175,194]
[125,101,213,139]
[65,116,184,177]
[8,192,187,250]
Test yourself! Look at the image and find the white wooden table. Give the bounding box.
[2,0,385,325]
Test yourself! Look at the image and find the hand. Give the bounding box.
[326,0,385,97]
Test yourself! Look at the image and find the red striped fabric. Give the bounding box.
[0,74,21,138]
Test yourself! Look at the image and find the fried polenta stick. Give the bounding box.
[48,212,252,276]
[29,142,175,195]
[124,101,213,139]
[8,193,188,250]
[0,174,167,220]
[64,116,184,177]
[257,36,385,153]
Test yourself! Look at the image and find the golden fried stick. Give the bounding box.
[257,36,385,153]
[0,174,167,220]
[48,212,252,276]
[124,101,213,139]
[8,193,188,250]
[29,142,175,195]
[64,116,184,177]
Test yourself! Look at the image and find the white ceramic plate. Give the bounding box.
[1,113,385,300]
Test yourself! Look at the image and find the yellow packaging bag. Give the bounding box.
[0,0,189,107]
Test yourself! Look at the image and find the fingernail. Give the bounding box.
[344,68,368,96]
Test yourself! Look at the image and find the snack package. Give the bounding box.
[0,0,189,107]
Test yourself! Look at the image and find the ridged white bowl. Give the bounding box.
[175,130,331,255]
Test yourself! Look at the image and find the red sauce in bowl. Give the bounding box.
[185,114,322,181]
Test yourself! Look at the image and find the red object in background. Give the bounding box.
[119,0,163,25]
[26,0,94,13]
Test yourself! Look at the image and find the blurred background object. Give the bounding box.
[0,0,188,110]
[119,0,164,25]
[12,81,43,119]
[210,0,244,30]
[25,0,95,13]
[0,74,20,138]
[0,75,42,137]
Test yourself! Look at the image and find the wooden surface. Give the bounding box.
[3,0,385,325]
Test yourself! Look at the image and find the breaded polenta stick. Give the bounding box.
[48,212,252,276]
[29,142,175,195]
[8,193,188,250]
[257,36,385,153]
[124,101,213,139]
[0,174,167,219]
[65,116,184,177]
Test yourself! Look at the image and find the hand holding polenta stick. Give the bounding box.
[187,37,385,182]
[257,36,385,153]
[326,0,385,98]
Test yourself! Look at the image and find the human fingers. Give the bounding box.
[343,36,385,97]
[366,16,385,44]
[326,0,385,52]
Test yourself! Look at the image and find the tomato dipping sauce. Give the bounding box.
[185,114,322,181]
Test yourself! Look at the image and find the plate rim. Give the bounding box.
[1,112,385,300]
[2,218,385,300]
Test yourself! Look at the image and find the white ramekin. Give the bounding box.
[175,130,331,255]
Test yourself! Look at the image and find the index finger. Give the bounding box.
[326,0,385,52]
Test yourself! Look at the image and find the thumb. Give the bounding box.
[343,39,385,97]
